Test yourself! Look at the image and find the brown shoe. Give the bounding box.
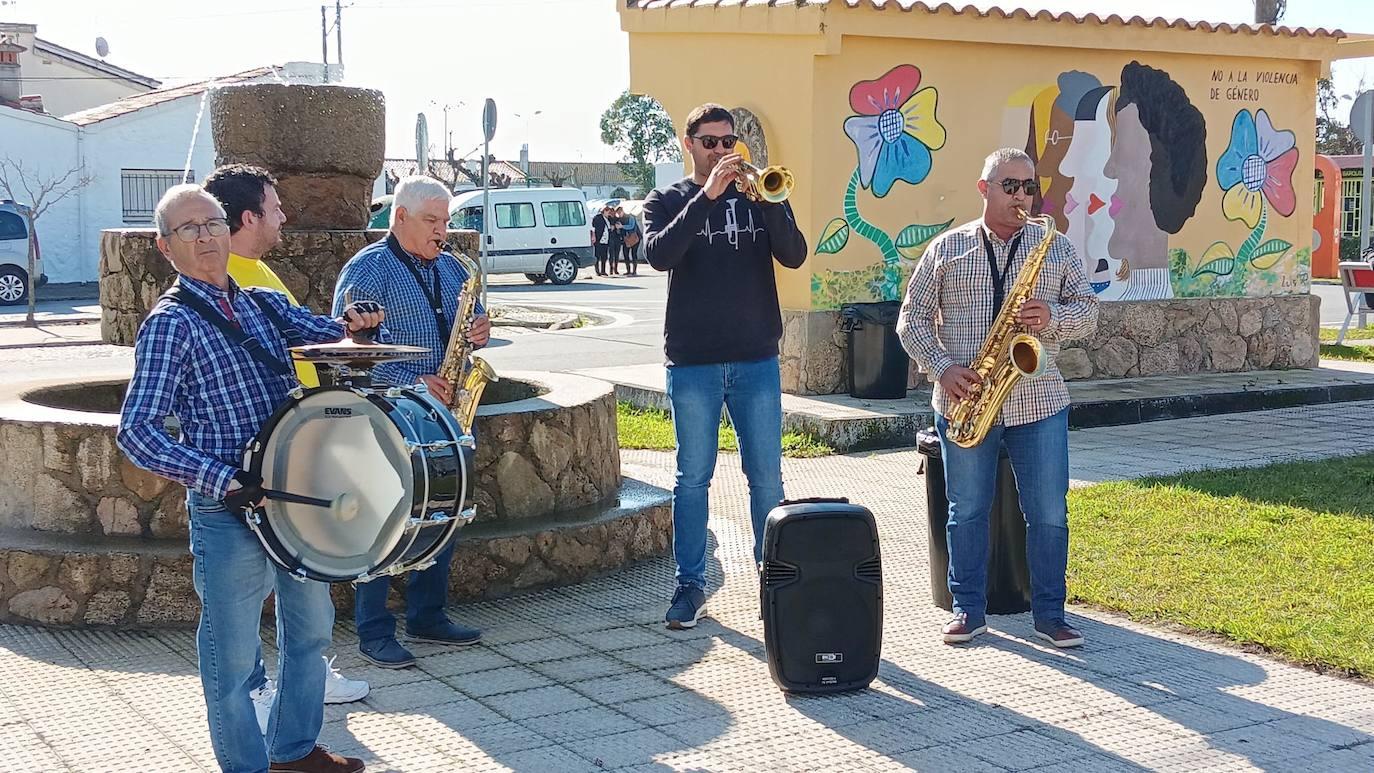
[269,745,364,773]
[941,613,988,644]
[1034,619,1084,648]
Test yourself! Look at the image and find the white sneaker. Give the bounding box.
[250,680,275,734]
[323,655,369,703]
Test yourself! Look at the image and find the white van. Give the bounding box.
[449,188,595,285]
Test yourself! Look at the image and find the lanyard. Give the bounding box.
[390,244,449,341]
[980,227,1023,319]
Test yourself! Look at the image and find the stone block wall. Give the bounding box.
[99,229,481,346]
[1056,295,1320,378]
[780,295,1320,395]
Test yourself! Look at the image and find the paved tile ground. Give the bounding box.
[4,402,1374,771]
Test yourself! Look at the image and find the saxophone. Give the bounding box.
[945,208,1056,449]
[435,250,498,435]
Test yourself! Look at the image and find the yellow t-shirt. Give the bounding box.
[227,253,321,388]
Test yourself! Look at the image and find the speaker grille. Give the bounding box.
[763,561,798,587]
[855,557,882,584]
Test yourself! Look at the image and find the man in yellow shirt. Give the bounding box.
[204,164,319,388]
[202,164,370,730]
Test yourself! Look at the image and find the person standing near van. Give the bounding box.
[592,205,613,276]
[331,175,491,668]
[607,206,625,275]
[643,103,808,629]
[617,205,640,277]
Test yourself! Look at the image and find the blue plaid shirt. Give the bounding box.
[117,275,351,500]
[332,234,486,386]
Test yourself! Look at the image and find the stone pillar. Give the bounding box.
[210,84,385,230]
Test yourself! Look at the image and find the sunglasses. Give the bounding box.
[691,134,738,150]
[997,178,1041,197]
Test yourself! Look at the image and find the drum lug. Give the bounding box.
[406,439,459,453]
[387,387,405,398]
[288,386,305,400]
[459,507,476,523]
[291,568,308,583]
[458,434,475,449]
[410,560,436,573]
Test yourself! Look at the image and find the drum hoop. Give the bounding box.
[243,386,420,582]
[395,386,468,568]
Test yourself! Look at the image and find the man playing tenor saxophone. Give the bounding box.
[897,148,1099,649]
[331,175,490,668]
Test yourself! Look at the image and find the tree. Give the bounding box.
[0,157,94,326]
[1317,76,1363,156]
[545,167,575,187]
[1253,0,1286,25]
[600,91,680,197]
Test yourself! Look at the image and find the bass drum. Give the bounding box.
[242,385,472,583]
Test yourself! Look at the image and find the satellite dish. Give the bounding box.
[95,37,109,59]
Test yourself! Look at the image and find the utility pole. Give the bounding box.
[320,6,329,83]
[336,0,343,69]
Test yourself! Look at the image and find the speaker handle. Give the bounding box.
[778,496,850,506]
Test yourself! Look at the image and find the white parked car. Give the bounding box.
[449,187,595,285]
[0,201,47,305]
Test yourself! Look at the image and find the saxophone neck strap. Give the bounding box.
[980,227,1023,317]
[387,234,449,341]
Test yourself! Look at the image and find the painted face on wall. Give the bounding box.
[1104,101,1168,274]
[1059,88,1119,289]
[1036,105,1075,231]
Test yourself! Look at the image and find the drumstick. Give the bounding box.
[262,488,337,508]
[260,489,361,522]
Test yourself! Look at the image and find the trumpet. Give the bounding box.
[730,160,794,204]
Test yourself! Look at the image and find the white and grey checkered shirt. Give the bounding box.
[897,218,1099,427]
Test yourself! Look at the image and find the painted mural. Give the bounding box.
[810,59,1310,308]
[1171,108,1307,296]
[1009,61,1213,300]
[811,65,953,307]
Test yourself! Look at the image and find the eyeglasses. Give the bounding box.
[691,134,738,150]
[166,218,230,243]
[997,178,1041,197]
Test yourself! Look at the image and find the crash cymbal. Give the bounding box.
[289,339,431,365]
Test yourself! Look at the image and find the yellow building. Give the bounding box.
[621,1,1374,392]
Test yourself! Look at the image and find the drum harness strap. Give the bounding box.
[160,282,304,379]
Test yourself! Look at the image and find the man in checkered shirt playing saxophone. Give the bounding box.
[897,148,1099,650]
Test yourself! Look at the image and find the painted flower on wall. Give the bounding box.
[1187,108,1299,285]
[1216,108,1297,229]
[843,65,947,198]
[813,64,953,305]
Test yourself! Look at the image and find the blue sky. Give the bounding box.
[4,0,1371,164]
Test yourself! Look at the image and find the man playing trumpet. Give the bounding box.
[643,103,808,630]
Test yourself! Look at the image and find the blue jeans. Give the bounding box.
[188,492,333,773]
[666,356,785,589]
[354,539,455,646]
[934,407,1070,624]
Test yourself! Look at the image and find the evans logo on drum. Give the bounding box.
[322,407,354,417]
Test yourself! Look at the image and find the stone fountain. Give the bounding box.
[0,84,670,628]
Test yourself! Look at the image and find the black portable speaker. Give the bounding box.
[761,497,882,693]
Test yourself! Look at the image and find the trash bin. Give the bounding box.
[840,301,907,399]
[917,427,1031,615]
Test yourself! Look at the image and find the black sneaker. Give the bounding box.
[664,584,707,630]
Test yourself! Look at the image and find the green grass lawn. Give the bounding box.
[1318,326,1374,362]
[616,403,833,458]
[1067,455,1374,677]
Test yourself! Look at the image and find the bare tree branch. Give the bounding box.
[0,156,96,326]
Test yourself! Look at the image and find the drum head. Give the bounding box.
[252,389,417,580]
